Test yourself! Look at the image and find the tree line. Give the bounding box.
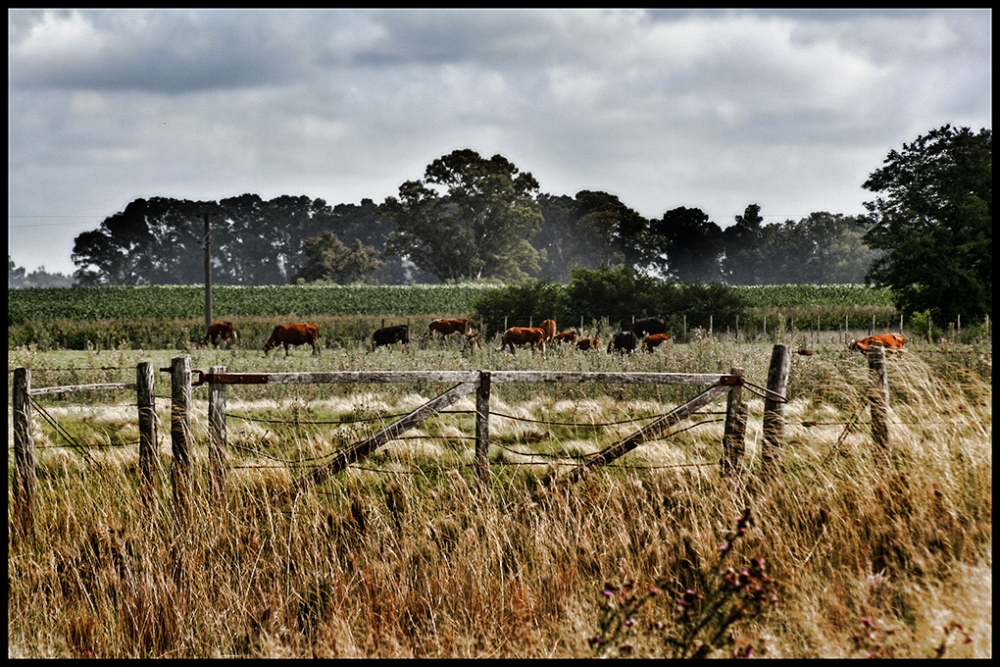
[10,124,989,328]
[66,150,877,289]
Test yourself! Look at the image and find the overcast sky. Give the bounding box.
[8,8,992,277]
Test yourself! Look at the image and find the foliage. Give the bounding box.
[294,231,384,285]
[861,124,992,328]
[670,282,748,332]
[70,196,405,287]
[468,279,570,335]
[643,207,725,283]
[8,255,73,288]
[721,204,765,284]
[381,149,545,282]
[532,193,648,282]
[563,265,665,328]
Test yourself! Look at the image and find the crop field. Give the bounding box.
[8,283,910,351]
[7,327,992,658]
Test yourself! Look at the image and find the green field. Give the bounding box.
[9,283,905,351]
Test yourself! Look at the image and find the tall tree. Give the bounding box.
[721,203,765,285]
[381,149,545,282]
[861,125,991,326]
[782,212,878,284]
[572,190,649,269]
[294,231,384,284]
[532,192,645,281]
[72,197,209,285]
[72,195,363,286]
[644,206,725,282]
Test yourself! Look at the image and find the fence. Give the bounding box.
[10,345,897,536]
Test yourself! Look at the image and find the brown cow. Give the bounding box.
[497,327,546,354]
[642,332,671,353]
[850,333,905,354]
[202,321,238,348]
[464,332,483,350]
[538,319,557,344]
[264,323,320,357]
[429,318,469,340]
[553,330,577,345]
[575,336,600,351]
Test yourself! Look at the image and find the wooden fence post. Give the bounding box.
[720,367,747,476]
[867,346,891,464]
[475,371,491,486]
[761,345,791,475]
[208,365,227,504]
[170,355,194,523]
[13,367,36,541]
[137,361,160,513]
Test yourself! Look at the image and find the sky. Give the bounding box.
[8,8,992,277]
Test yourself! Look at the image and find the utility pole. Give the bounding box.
[204,212,212,335]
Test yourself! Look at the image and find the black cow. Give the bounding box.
[607,330,639,354]
[371,324,409,351]
[624,316,667,337]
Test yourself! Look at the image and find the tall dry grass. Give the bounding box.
[7,339,991,657]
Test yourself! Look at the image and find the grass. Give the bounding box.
[7,335,992,658]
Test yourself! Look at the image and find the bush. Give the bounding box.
[471,280,569,335]
[564,266,665,328]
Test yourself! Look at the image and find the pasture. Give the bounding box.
[7,331,992,658]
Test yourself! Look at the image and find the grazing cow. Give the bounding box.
[202,321,238,348]
[575,336,600,351]
[625,317,667,337]
[850,333,905,354]
[464,332,483,350]
[264,323,320,357]
[553,330,577,345]
[641,332,671,353]
[607,330,639,354]
[429,318,469,339]
[497,326,546,354]
[371,324,409,351]
[538,319,557,344]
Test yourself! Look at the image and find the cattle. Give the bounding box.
[538,319,557,344]
[553,330,577,345]
[641,332,671,353]
[371,324,409,352]
[263,323,320,357]
[202,321,238,348]
[429,318,469,339]
[607,330,639,354]
[850,333,905,354]
[464,332,483,350]
[624,317,667,337]
[497,327,546,354]
[575,336,600,351]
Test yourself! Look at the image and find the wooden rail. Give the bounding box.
[16,344,892,526]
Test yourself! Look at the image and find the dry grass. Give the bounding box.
[7,339,991,658]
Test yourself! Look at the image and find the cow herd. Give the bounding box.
[200,317,906,357]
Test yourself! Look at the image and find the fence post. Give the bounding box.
[13,367,36,541]
[137,361,160,513]
[761,345,790,475]
[867,346,891,464]
[208,365,227,504]
[475,371,491,486]
[170,355,194,523]
[720,367,747,476]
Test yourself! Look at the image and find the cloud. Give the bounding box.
[7,9,991,277]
